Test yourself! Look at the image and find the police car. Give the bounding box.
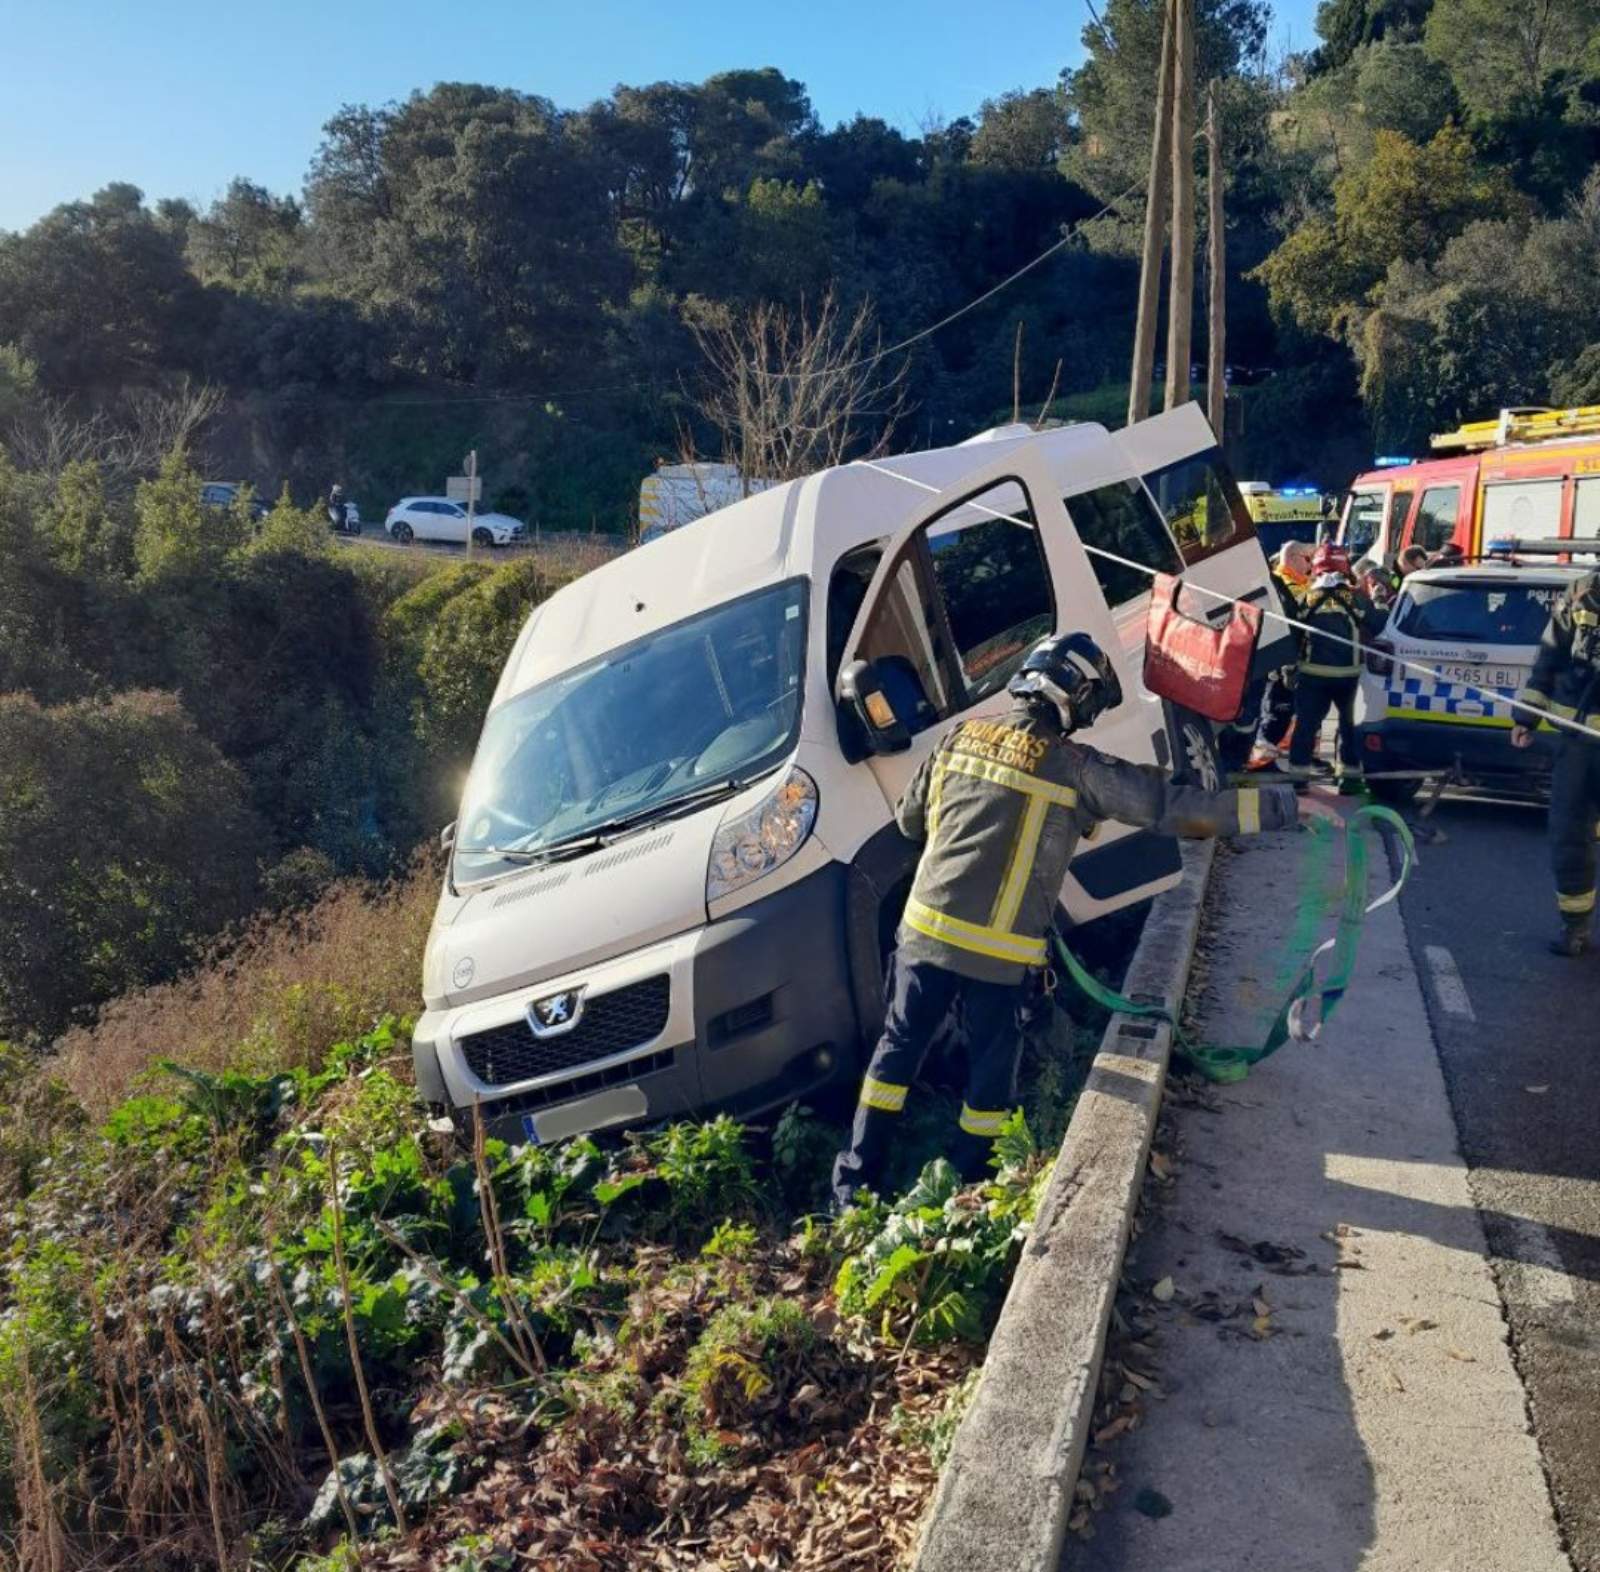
[1355,561,1582,801]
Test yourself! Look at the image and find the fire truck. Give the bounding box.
[1337,405,1600,565]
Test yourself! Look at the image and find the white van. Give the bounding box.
[412,406,1292,1143]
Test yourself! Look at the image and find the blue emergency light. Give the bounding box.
[1277,485,1319,497]
[1374,455,1413,468]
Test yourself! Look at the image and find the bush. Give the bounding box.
[0,689,262,1040]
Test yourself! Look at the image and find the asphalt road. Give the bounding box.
[1399,793,1600,1570]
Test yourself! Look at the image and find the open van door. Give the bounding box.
[1115,404,1296,677]
[833,444,1178,926]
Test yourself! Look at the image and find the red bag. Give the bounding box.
[1142,573,1262,723]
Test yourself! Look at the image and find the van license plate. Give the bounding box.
[522,1084,649,1146]
[1433,664,1520,692]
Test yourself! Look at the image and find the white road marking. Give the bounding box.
[1500,1215,1578,1310]
[1423,944,1476,1020]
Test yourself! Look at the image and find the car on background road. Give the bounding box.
[386,496,528,547]
[1356,560,1583,801]
[201,481,271,523]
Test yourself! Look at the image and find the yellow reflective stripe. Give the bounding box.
[991,795,1048,933]
[1300,661,1361,677]
[1514,687,1550,711]
[958,1104,1009,1137]
[927,757,947,838]
[902,899,1048,965]
[1237,788,1261,835]
[941,751,1078,806]
[859,1076,909,1112]
[1558,889,1596,915]
[1384,707,1515,730]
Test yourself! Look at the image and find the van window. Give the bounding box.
[1066,480,1182,607]
[1482,478,1563,543]
[857,557,958,734]
[1412,486,1460,554]
[1143,447,1253,567]
[1574,478,1600,539]
[1344,488,1386,557]
[925,482,1054,700]
[826,544,884,683]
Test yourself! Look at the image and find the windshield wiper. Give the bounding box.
[460,776,758,867]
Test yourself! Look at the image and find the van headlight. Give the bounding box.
[706,767,818,902]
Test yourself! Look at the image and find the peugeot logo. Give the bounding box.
[527,988,584,1039]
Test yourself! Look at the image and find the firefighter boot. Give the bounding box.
[1549,918,1591,958]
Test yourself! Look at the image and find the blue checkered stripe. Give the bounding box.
[1386,674,1514,720]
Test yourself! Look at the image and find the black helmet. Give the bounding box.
[1007,632,1121,733]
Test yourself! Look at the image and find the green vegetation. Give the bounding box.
[0,446,597,1043]
[0,985,1069,1569]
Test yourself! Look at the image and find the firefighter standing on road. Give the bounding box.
[1511,570,1600,956]
[831,633,1304,1210]
[1249,542,1313,769]
[1281,543,1386,791]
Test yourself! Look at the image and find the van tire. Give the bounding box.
[1167,704,1223,791]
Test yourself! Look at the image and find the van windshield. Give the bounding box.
[453,579,808,882]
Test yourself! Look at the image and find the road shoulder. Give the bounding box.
[1061,825,1571,1572]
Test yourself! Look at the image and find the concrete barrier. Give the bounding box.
[912,840,1216,1572]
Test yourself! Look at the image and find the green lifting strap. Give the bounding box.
[1052,805,1416,1084]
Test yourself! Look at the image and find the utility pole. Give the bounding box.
[1128,0,1176,428]
[1164,0,1196,412]
[464,448,478,558]
[1206,81,1227,443]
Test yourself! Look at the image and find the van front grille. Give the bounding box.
[458,975,671,1087]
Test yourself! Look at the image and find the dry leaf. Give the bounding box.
[1151,1276,1175,1302]
[1446,1348,1477,1363]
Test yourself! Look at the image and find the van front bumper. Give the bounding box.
[411,864,859,1145]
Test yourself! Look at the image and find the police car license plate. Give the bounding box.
[1433,663,1521,692]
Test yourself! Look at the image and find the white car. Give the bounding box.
[386,497,528,547]
[1356,561,1582,800]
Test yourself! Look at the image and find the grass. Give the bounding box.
[53,852,439,1120]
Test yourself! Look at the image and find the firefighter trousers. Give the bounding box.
[831,955,1021,1207]
[1549,737,1600,925]
[1289,673,1362,774]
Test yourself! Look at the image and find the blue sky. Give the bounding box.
[0,0,1322,232]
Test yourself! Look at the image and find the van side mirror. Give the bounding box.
[440,821,457,853]
[838,659,912,756]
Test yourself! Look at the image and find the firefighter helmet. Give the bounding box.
[1008,633,1122,734]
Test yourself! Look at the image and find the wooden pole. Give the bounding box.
[1206,81,1226,441]
[1127,0,1176,428]
[1164,0,1196,412]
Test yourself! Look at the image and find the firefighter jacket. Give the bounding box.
[893,706,1298,985]
[1516,570,1600,733]
[1297,584,1385,679]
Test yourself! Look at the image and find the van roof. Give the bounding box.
[496,422,1126,704]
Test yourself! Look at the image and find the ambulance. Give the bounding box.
[1338,405,1600,566]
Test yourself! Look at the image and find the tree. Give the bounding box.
[186,177,303,296]
[1254,123,1521,334]
[133,448,251,578]
[304,85,630,382]
[0,688,261,1039]
[1355,41,1459,142]
[685,289,908,484]
[1312,0,1435,73]
[969,89,1073,171]
[1063,0,1272,202]
[0,185,204,387]
[1425,0,1600,118]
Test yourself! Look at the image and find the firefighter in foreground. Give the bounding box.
[1281,543,1385,790]
[831,633,1305,1209]
[1511,568,1600,955]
